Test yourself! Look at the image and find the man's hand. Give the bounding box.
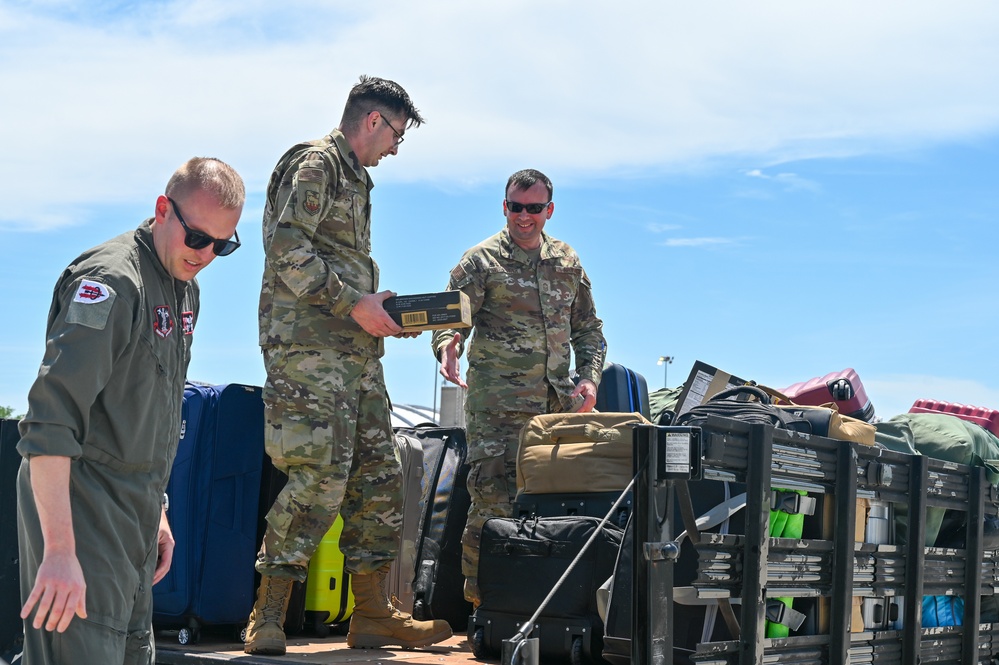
[350,291,404,338]
[571,378,598,413]
[152,506,175,585]
[21,551,87,633]
[439,333,467,388]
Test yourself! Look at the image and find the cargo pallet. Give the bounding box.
[629,416,998,665]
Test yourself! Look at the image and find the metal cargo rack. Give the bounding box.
[631,416,999,665]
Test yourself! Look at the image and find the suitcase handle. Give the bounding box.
[504,537,553,557]
[544,423,630,443]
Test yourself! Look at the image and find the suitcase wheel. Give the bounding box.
[469,626,489,659]
[828,379,853,402]
[413,598,427,621]
[312,615,331,638]
[570,635,584,665]
[177,624,201,645]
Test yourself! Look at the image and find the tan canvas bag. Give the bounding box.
[516,411,652,495]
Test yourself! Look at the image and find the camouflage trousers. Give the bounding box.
[256,345,402,581]
[461,408,552,604]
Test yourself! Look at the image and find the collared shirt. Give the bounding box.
[431,229,606,413]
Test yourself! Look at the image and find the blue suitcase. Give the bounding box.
[153,383,265,644]
[594,363,650,417]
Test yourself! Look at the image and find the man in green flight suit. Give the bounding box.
[431,168,607,606]
[246,75,452,654]
[17,157,245,665]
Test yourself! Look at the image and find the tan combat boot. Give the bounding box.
[244,575,294,655]
[347,564,453,649]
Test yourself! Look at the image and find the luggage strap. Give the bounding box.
[771,490,816,516]
[766,600,807,630]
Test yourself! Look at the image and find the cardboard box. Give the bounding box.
[383,291,472,332]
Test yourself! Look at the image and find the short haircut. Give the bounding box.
[166,157,245,209]
[341,75,425,132]
[506,169,553,201]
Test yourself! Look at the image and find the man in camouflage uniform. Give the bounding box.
[17,157,244,665]
[246,76,451,655]
[432,169,607,605]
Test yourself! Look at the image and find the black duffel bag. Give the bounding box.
[675,385,810,433]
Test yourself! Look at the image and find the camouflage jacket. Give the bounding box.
[431,229,606,413]
[259,130,382,357]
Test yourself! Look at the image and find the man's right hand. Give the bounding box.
[21,551,87,633]
[350,291,404,338]
[439,333,467,388]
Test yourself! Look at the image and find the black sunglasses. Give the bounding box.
[167,197,241,256]
[506,200,551,215]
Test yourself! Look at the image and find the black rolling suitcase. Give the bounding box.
[594,363,650,417]
[469,515,624,664]
[397,426,474,630]
[1,419,23,662]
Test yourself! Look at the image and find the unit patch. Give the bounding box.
[73,279,112,304]
[182,311,195,335]
[154,305,174,338]
[66,279,117,330]
[304,190,321,215]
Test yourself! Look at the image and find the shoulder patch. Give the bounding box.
[73,279,113,304]
[66,279,116,329]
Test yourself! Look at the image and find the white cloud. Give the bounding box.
[744,169,820,193]
[646,222,682,234]
[660,237,736,248]
[1,1,998,227]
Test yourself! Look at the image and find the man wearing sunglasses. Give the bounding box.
[16,157,244,665]
[247,76,452,655]
[431,169,607,607]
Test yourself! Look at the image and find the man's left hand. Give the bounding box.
[571,379,598,413]
[152,508,175,585]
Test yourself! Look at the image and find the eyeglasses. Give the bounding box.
[167,197,241,256]
[379,113,405,146]
[505,200,551,215]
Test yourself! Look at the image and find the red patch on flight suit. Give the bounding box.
[154,305,174,338]
[182,311,195,335]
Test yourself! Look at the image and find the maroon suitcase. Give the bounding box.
[909,399,999,437]
[780,368,875,422]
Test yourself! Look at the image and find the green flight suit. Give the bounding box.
[17,220,196,665]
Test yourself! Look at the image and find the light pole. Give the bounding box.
[657,355,673,388]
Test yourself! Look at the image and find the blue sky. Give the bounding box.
[1,1,998,422]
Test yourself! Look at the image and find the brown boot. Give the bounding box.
[244,575,294,655]
[347,565,453,649]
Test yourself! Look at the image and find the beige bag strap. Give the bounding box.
[543,423,632,443]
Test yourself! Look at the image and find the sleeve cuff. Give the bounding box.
[329,283,364,318]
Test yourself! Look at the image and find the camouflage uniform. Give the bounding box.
[430,229,606,600]
[257,130,401,580]
[17,221,197,665]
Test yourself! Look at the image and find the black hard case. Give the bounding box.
[1,419,23,661]
[470,515,623,664]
